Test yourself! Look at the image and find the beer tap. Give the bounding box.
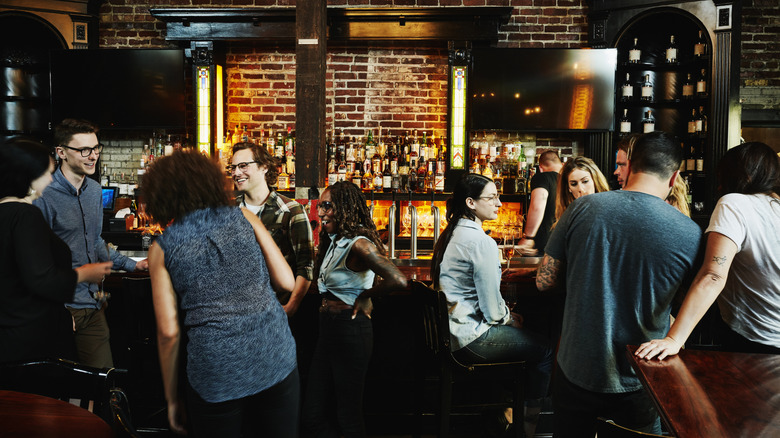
[369,190,375,221]
[409,190,418,259]
[430,190,441,248]
[388,190,397,259]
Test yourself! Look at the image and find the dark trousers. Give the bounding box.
[552,364,661,437]
[302,310,373,438]
[185,366,300,438]
[720,323,780,354]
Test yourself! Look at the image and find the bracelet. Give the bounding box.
[523,235,535,239]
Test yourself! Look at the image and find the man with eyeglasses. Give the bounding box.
[34,118,148,368]
[229,142,314,318]
[517,150,563,254]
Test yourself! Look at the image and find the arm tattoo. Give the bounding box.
[713,255,727,265]
[536,256,561,291]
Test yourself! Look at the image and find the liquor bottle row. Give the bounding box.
[623,31,708,66]
[618,106,708,138]
[468,132,536,195]
[619,69,708,103]
[326,129,447,194]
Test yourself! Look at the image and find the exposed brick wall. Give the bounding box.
[740,0,780,109]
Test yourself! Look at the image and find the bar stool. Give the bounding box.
[411,280,526,438]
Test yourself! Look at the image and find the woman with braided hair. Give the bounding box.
[302,181,407,437]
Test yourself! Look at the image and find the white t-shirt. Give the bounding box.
[706,193,780,348]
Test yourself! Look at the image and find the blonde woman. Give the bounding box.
[554,156,610,224]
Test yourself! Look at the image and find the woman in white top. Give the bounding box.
[431,173,553,436]
[637,142,780,359]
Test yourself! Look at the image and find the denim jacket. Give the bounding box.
[438,218,511,350]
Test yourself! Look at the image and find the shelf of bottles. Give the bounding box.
[468,131,536,196]
[615,18,711,215]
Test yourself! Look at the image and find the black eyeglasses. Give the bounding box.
[226,161,259,174]
[317,201,334,211]
[61,144,103,157]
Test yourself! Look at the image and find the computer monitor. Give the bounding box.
[102,186,118,213]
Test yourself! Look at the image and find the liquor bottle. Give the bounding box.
[373,160,383,193]
[416,155,427,193]
[327,142,337,187]
[352,161,363,187]
[275,130,284,159]
[686,142,696,174]
[425,160,435,193]
[619,108,632,137]
[628,37,641,64]
[621,73,633,102]
[694,30,707,58]
[469,156,481,175]
[682,73,694,100]
[687,108,698,137]
[696,106,708,138]
[337,155,347,183]
[685,176,693,206]
[362,159,374,192]
[277,166,290,190]
[642,110,655,133]
[391,155,401,192]
[232,125,243,145]
[399,143,410,192]
[382,155,392,193]
[266,129,275,156]
[665,35,678,64]
[641,74,653,102]
[696,69,708,98]
[695,144,704,174]
[435,144,446,193]
[242,125,249,143]
[408,162,417,193]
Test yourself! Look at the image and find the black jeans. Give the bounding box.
[552,364,661,437]
[185,366,300,438]
[302,309,373,438]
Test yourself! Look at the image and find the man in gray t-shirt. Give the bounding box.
[536,132,702,436]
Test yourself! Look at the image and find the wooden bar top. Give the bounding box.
[626,345,780,437]
[0,390,113,438]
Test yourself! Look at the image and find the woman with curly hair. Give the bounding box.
[143,150,298,437]
[302,181,407,437]
[554,156,610,225]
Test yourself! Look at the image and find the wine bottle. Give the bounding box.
[642,110,655,133]
[697,106,708,138]
[621,73,634,101]
[695,144,704,174]
[687,108,698,137]
[682,73,694,100]
[628,37,641,64]
[665,35,678,64]
[641,74,653,102]
[686,143,696,175]
[694,30,707,58]
[696,69,708,98]
[619,108,632,136]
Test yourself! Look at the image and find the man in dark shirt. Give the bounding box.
[518,150,563,253]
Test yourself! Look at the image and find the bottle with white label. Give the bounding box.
[628,38,641,64]
[642,110,655,133]
[696,69,708,97]
[665,35,678,64]
[694,30,707,58]
[641,74,653,102]
[619,109,632,136]
[621,73,633,101]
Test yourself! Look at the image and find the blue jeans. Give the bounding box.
[454,324,553,401]
[185,366,300,438]
[302,309,373,438]
[552,364,662,437]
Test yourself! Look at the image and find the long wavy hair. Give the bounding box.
[666,175,691,217]
[554,156,609,224]
[315,181,385,275]
[430,173,493,289]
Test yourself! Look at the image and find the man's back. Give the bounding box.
[545,190,701,393]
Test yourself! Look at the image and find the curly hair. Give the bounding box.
[554,156,610,223]
[315,181,385,272]
[0,137,54,199]
[141,150,231,226]
[430,173,493,289]
[231,141,280,186]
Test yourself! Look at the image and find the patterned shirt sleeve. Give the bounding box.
[286,199,315,281]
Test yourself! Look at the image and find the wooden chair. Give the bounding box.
[412,280,526,438]
[596,417,672,437]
